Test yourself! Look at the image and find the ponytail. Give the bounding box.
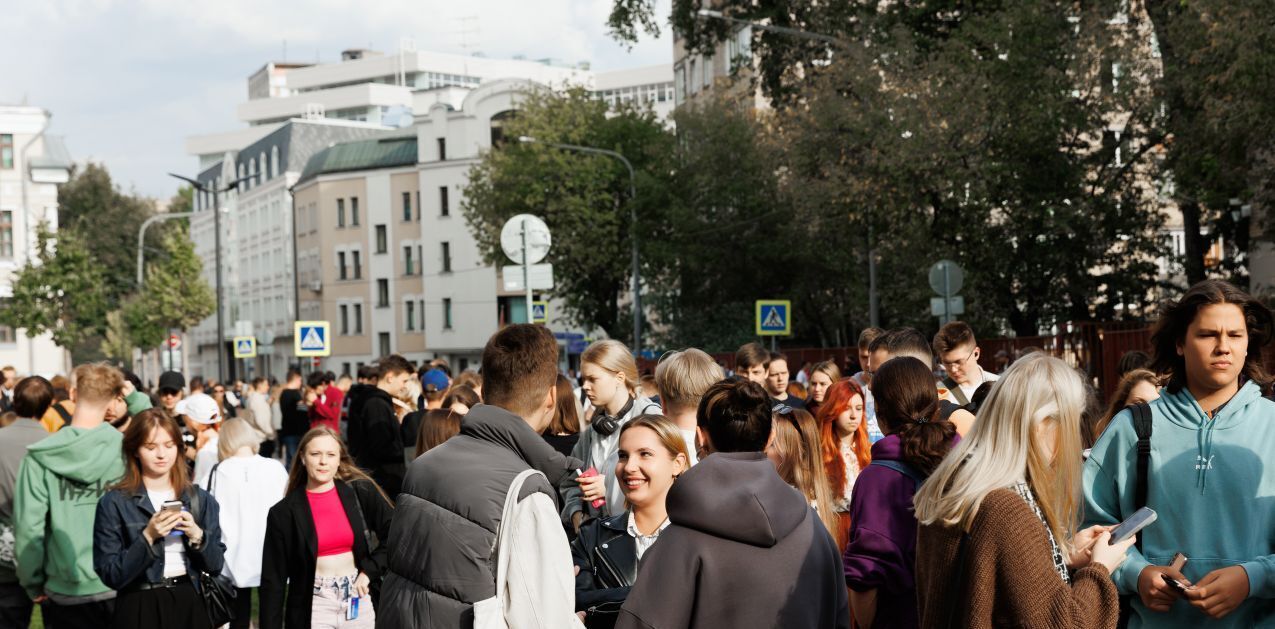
[872,357,959,476]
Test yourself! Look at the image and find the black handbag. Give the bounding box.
[190,488,237,627]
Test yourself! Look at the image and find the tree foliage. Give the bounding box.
[0,224,112,349]
[135,224,216,340]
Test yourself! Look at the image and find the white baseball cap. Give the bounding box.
[175,393,221,425]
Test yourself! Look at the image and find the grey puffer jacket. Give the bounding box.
[376,404,582,628]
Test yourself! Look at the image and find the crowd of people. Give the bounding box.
[0,277,1274,628]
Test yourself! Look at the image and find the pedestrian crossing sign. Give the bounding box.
[233,336,257,358]
[531,301,549,324]
[755,300,792,336]
[294,321,332,357]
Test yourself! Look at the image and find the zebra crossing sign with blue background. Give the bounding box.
[755,300,792,336]
[531,301,549,324]
[233,336,257,358]
[294,321,332,357]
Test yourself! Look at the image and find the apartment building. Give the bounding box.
[0,105,73,376]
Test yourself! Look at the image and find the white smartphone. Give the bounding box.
[1111,507,1157,544]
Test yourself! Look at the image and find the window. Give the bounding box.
[343,362,351,377]
[353,304,364,334]
[402,192,412,221]
[416,245,423,273]
[0,134,13,169]
[443,298,453,329]
[441,242,452,273]
[439,186,449,217]
[379,333,391,357]
[375,225,387,253]
[0,299,12,343]
[437,138,447,161]
[0,211,13,258]
[340,304,349,334]
[406,301,416,331]
[337,198,346,227]
[350,197,360,226]
[490,110,516,147]
[415,190,421,220]
[271,146,280,177]
[404,246,415,275]
[674,66,685,103]
[338,251,348,280]
[352,250,362,279]
[377,279,389,307]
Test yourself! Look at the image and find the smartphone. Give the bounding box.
[575,468,606,509]
[1164,553,1191,595]
[346,596,360,620]
[1110,507,1157,544]
[161,500,185,537]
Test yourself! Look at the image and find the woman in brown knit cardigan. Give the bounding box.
[913,354,1135,628]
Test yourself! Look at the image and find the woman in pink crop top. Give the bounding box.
[260,427,394,629]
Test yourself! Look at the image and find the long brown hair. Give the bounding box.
[288,427,391,504]
[546,374,581,436]
[115,409,191,496]
[772,407,841,547]
[872,357,957,476]
[414,409,462,458]
[1087,368,1159,447]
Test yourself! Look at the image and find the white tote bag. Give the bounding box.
[472,468,545,629]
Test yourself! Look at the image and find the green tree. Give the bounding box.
[463,87,675,342]
[0,224,112,349]
[133,225,215,345]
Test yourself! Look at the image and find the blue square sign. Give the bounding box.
[755,300,792,336]
[294,321,331,357]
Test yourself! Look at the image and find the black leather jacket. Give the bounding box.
[571,512,638,629]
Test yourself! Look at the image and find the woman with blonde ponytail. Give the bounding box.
[912,354,1132,628]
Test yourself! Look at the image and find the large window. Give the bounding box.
[437,138,447,161]
[0,210,13,258]
[375,225,387,254]
[403,245,416,275]
[350,197,360,226]
[439,186,449,217]
[377,279,389,307]
[352,250,362,279]
[441,242,452,273]
[0,134,13,169]
[379,332,391,357]
[353,303,364,334]
[443,298,453,329]
[337,251,348,280]
[402,192,412,221]
[337,199,346,227]
[406,300,416,331]
[340,304,350,334]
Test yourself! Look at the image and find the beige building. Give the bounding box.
[293,133,429,373]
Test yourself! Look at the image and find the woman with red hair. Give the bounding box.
[817,379,872,549]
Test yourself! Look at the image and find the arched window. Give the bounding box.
[260,151,268,184]
[490,110,517,147]
[248,158,257,190]
[271,146,280,178]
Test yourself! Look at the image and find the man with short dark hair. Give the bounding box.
[355,355,414,499]
[852,328,885,442]
[734,342,771,385]
[345,363,382,458]
[933,321,998,406]
[618,379,850,629]
[0,376,54,627]
[765,352,805,410]
[277,369,307,464]
[379,325,584,628]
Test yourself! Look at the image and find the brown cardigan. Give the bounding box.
[915,488,1119,629]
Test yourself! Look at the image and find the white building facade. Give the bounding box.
[0,106,72,376]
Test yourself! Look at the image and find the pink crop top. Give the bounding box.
[307,487,355,557]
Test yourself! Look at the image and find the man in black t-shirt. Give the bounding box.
[278,368,308,465]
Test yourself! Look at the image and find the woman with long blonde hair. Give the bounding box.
[913,354,1132,628]
[767,406,840,546]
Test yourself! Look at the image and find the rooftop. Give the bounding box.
[296,133,418,185]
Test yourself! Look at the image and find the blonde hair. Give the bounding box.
[218,418,260,460]
[619,415,690,509]
[72,363,125,405]
[582,340,639,394]
[772,408,841,547]
[810,360,842,384]
[914,354,1086,554]
[654,348,722,411]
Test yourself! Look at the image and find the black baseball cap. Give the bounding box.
[158,371,185,393]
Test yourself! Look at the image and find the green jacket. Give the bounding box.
[14,422,124,599]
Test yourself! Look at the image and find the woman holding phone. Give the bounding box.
[913,354,1134,628]
[260,427,393,628]
[93,409,226,629]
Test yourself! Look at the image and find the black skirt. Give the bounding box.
[111,581,212,629]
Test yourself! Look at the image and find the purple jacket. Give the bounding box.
[844,433,944,629]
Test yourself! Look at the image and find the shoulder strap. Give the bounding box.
[189,486,202,521]
[869,460,925,487]
[1129,402,1153,553]
[491,469,546,602]
[943,378,969,406]
[349,482,374,554]
[207,461,221,494]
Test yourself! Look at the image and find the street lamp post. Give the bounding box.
[694,10,882,326]
[166,173,251,383]
[517,136,642,356]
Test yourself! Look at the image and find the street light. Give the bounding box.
[166,172,252,383]
[517,136,643,356]
[694,10,880,326]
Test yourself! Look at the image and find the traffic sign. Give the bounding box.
[531,301,549,324]
[755,300,792,336]
[294,321,332,357]
[233,336,257,358]
[931,296,966,317]
[167,334,182,350]
[500,214,552,265]
[502,264,555,291]
[928,260,965,297]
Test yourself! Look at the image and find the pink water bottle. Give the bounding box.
[576,467,606,509]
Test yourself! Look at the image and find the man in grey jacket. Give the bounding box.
[617,379,851,629]
[377,324,585,628]
[0,376,55,628]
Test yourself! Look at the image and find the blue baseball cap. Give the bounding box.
[421,368,450,392]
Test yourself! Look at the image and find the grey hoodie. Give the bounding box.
[616,452,850,629]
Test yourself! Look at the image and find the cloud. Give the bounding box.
[0,0,672,197]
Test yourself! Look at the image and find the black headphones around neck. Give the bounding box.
[591,397,635,437]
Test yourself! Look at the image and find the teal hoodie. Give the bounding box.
[13,422,124,599]
[1084,381,1275,627]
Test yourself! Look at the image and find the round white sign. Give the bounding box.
[500,214,552,265]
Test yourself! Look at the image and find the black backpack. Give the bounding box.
[1117,402,1154,628]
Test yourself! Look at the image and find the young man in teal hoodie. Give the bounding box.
[1085,279,1275,627]
[14,363,126,627]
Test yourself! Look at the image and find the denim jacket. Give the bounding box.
[93,485,226,591]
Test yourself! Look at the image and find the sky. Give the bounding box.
[0,0,673,199]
